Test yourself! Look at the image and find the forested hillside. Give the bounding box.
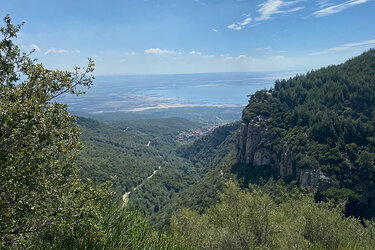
[155,122,240,226]
[77,116,220,221]
[78,50,375,225]
[239,49,375,218]
[3,15,375,249]
[74,112,240,227]
[77,116,201,192]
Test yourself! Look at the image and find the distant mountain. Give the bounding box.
[73,106,244,126]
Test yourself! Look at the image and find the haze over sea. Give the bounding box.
[61,71,298,114]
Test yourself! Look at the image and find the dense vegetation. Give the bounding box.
[172,181,375,249]
[77,116,217,222]
[242,50,375,218]
[3,16,375,249]
[151,122,240,226]
[77,116,200,193]
[0,16,181,249]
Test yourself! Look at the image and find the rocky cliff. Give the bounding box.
[236,115,330,190]
[234,50,375,218]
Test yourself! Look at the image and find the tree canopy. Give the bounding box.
[0,16,188,249]
[242,49,375,218]
[0,13,98,244]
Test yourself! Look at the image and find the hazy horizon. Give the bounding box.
[58,71,288,114]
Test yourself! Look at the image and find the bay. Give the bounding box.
[60,71,296,114]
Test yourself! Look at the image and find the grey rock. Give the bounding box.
[237,116,267,164]
[237,116,330,191]
[253,148,271,166]
[299,169,331,191]
[279,145,295,177]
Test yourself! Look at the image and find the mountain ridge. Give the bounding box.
[237,49,375,218]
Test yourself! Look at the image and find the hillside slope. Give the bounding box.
[238,49,375,218]
[77,50,375,223]
[77,117,201,190]
[154,122,240,226]
[77,116,214,219]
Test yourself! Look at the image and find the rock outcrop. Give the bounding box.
[299,169,331,191]
[237,116,268,164]
[236,115,330,190]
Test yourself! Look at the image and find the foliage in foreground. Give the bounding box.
[0,15,181,249]
[172,181,375,249]
[0,14,93,246]
[3,15,375,249]
[29,196,180,250]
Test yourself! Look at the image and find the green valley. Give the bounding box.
[2,15,375,249]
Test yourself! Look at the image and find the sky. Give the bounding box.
[1,0,375,75]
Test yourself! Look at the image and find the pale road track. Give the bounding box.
[122,166,161,207]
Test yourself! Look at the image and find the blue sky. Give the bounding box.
[1,0,375,75]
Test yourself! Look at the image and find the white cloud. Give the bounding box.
[313,0,370,17]
[30,44,40,52]
[22,44,41,52]
[329,39,375,51]
[257,0,283,20]
[309,38,375,56]
[317,0,334,8]
[189,50,202,55]
[144,48,177,55]
[225,56,233,60]
[269,55,285,60]
[45,48,80,55]
[125,52,136,56]
[94,55,102,61]
[237,55,247,59]
[256,0,305,21]
[308,51,326,56]
[227,17,252,30]
[256,47,271,51]
[256,47,287,54]
[212,28,218,32]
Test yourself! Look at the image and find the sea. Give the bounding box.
[59,71,297,114]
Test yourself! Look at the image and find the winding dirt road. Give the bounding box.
[122,166,161,207]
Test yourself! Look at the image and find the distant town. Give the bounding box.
[178,126,218,142]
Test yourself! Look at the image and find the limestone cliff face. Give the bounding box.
[236,116,330,190]
[237,116,268,164]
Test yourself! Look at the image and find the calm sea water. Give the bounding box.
[59,71,296,113]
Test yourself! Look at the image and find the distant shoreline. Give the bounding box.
[92,103,247,113]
